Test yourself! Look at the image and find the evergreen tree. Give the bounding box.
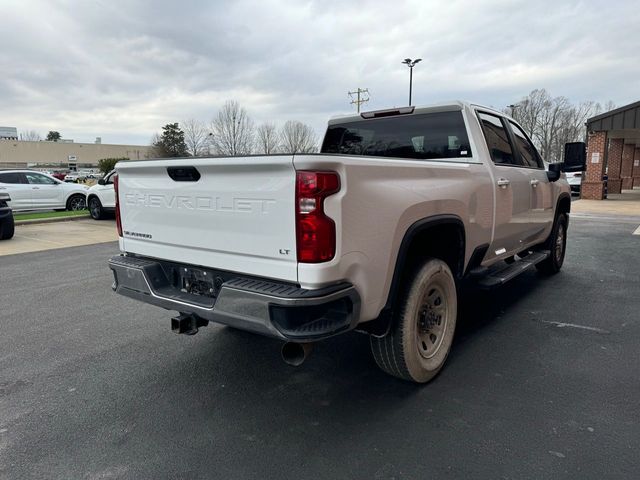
[153,123,188,157]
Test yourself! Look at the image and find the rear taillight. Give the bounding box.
[114,174,122,237]
[296,171,340,263]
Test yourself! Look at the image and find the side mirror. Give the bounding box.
[98,178,106,186]
[564,142,586,172]
[547,162,563,182]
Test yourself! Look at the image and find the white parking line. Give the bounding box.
[539,320,610,334]
[633,225,640,235]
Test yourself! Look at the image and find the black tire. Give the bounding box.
[536,213,567,274]
[66,194,86,211]
[0,215,15,240]
[370,258,457,383]
[88,197,104,220]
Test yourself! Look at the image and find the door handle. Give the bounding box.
[530,179,539,187]
[497,178,510,188]
[0,187,6,190]
[32,187,40,190]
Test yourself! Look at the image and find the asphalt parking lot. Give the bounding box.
[1,215,639,480]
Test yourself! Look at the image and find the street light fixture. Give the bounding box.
[402,58,422,106]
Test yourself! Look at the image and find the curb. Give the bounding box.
[15,214,91,226]
[571,213,640,223]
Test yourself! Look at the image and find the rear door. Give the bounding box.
[507,121,554,240]
[116,156,298,282]
[24,172,64,209]
[0,172,31,210]
[477,112,533,258]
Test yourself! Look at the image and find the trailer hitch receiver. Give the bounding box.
[171,313,209,335]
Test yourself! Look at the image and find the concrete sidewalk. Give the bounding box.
[571,188,640,218]
[0,219,118,256]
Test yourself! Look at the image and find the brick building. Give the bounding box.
[582,101,640,200]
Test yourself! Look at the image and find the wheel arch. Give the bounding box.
[65,191,86,209]
[65,191,86,201]
[557,192,571,216]
[359,215,466,336]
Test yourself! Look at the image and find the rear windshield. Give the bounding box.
[321,111,472,160]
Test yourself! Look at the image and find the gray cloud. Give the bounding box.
[2,0,638,145]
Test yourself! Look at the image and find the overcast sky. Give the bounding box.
[2,0,638,146]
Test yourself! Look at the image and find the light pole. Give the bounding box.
[402,58,421,106]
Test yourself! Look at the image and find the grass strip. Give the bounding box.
[14,210,89,221]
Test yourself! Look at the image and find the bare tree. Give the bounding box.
[182,119,210,156]
[280,120,317,154]
[551,100,604,161]
[210,100,254,156]
[255,122,280,154]
[508,89,549,139]
[148,133,164,158]
[507,89,613,162]
[19,130,41,141]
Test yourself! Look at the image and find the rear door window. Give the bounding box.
[0,172,27,184]
[509,122,543,168]
[321,111,472,160]
[477,112,520,166]
[25,172,57,185]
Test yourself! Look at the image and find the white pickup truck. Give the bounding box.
[109,101,584,383]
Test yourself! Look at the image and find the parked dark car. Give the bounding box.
[0,192,15,240]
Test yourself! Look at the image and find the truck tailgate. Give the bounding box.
[116,156,298,282]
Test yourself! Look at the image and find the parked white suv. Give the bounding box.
[0,170,88,211]
[86,170,116,220]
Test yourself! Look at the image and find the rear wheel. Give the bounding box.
[0,215,15,240]
[88,197,104,220]
[370,258,457,383]
[536,213,567,274]
[66,194,86,211]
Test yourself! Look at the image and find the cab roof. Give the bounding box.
[328,101,510,125]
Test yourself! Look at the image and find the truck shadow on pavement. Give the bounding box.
[154,269,548,414]
[455,270,547,344]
